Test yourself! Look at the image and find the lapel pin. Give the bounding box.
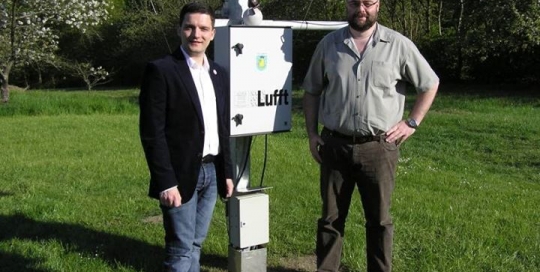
[213,69,217,75]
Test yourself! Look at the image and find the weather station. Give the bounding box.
[213,1,346,271]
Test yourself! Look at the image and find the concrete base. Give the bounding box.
[228,245,267,272]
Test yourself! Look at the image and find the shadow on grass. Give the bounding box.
[0,213,228,272]
[0,252,48,272]
[0,213,163,271]
[0,213,306,272]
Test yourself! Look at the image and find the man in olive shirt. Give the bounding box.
[302,0,439,271]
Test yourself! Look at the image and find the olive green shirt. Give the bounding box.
[302,24,439,136]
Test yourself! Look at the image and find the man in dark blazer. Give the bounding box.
[139,2,234,271]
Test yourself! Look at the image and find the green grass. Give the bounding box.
[0,90,138,116]
[0,87,539,271]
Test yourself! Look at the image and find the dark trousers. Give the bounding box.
[317,129,399,272]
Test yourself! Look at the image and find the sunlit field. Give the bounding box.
[1,87,538,271]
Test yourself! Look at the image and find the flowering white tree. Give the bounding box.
[71,62,112,91]
[0,0,110,103]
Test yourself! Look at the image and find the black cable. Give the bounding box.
[259,134,268,188]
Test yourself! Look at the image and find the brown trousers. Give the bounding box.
[317,128,399,272]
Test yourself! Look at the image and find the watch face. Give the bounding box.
[407,119,418,128]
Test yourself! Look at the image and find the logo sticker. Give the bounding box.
[256,54,267,71]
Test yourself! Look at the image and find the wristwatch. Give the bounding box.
[405,118,418,129]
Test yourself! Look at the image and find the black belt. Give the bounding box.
[323,127,384,144]
[202,155,215,163]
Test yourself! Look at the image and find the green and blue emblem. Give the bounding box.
[256,54,267,71]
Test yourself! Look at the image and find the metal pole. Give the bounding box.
[215,19,347,30]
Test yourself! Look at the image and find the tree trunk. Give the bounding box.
[438,0,443,36]
[37,66,43,87]
[456,0,465,81]
[401,0,407,35]
[1,62,12,103]
[426,0,431,34]
[3,0,17,103]
[1,79,8,104]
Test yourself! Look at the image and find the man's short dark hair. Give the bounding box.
[179,2,216,27]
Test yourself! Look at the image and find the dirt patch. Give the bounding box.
[142,215,162,224]
[8,85,28,91]
[271,254,316,271]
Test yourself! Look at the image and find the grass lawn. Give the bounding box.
[0,86,538,271]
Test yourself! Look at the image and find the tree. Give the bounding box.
[450,0,540,82]
[263,0,345,21]
[0,0,110,103]
[78,0,225,87]
[70,62,112,91]
[376,0,540,83]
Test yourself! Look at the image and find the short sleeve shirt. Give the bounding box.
[302,24,439,136]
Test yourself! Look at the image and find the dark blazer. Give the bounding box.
[139,47,233,202]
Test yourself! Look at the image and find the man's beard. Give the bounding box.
[348,12,378,32]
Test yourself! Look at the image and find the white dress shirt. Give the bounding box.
[180,46,220,157]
